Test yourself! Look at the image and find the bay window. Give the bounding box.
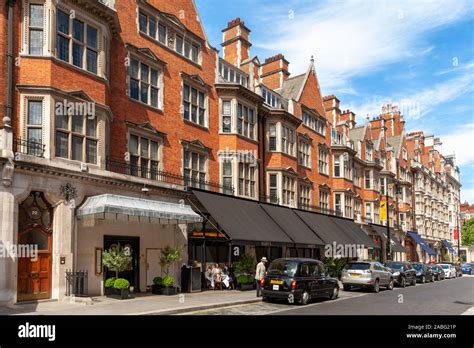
[268,124,277,151]
[269,174,278,203]
[335,194,342,216]
[29,4,44,55]
[237,104,255,139]
[282,175,296,206]
[282,126,296,156]
[26,100,44,156]
[334,155,341,177]
[221,101,232,133]
[222,159,233,194]
[344,195,353,219]
[239,163,256,198]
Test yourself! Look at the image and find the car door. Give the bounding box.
[307,263,320,297]
[405,263,415,282]
[374,262,388,285]
[299,263,313,296]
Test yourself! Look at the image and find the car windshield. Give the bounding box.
[440,265,449,269]
[344,263,371,270]
[387,262,404,270]
[267,260,299,277]
[412,264,423,271]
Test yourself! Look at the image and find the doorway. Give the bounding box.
[17,192,53,302]
[104,236,140,292]
[146,248,162,288]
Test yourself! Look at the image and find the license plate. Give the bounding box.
[270,280,284,285]
[272,285,279,291]
[350,273,361,277]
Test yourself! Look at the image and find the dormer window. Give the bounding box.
[261,87,281,108]
[219,60,249,87]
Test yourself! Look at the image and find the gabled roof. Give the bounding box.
[277,74,305,100]
[349,126,366,142]
[387,135,403,158]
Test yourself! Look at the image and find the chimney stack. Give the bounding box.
[260,53,290,90]
[221,18,251,68]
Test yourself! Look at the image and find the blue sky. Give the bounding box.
[195,0,474,202]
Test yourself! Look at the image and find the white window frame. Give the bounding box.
[319,190,329,213]
[128,133,163,179]
[318,147,329,175]
[282,175,296,207]
[128,56,163,110]
[182,82,208,128]
[282,125,296,157]
[298,138,311,168]
[298,183,311,209]
[183,149,208,189]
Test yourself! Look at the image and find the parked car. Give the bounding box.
[430,265,445,281]
[461,263,474,275]
[438,264,456,279]
[443,262,462,277]
[385,261,417,287]
[261,258,339,305]
[411,262,434,283]
[341,261,394,293]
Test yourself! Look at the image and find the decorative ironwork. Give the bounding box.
[60,183,78,203]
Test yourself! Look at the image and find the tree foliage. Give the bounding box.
[102,244,132,279]
[462,219,474,246]
[234,254,255,275]
[159,246,182,276]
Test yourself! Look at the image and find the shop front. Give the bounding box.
[406,231,437,263]
[363,224,406,262]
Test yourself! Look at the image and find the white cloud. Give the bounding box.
[439,123,474,167]
[461,188,474,204]
[252,0,474,95]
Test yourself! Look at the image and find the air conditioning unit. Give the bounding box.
[80,163,88,172]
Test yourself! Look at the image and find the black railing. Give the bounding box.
[106,158,234,194]
[14,138,45,158]
[65,270,88,297]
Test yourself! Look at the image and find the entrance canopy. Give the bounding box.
[193,190,293,245]
[76,194,202,223]
[407,231,437,255]
[369,224,406,253]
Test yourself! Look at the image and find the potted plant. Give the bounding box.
[234,254,255,291]
[161,275,177,296]
[158,246,182,295]
[104,277,116,296]
[113,278,130,300]
[102,244,132,296]
[151,276,164,294]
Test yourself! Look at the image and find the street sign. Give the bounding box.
[380,201,387,221]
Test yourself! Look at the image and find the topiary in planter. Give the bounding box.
[163,275,174,287]
[105,277,116,288]
[113,278,130,300]
[152,276,164,294]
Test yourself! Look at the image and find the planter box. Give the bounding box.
[105,288,129,300]
[161,286,177,296]
[151,284,164,295]
[238,283,254,291]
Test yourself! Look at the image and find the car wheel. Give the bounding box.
[299,291,310,305]
[262,296,271,303]
[372,279,380,293]
[387,278,394,290]
[400,277,406,288]
[421,276,425,284]
[343,284,351,291]
[329,286,339,300]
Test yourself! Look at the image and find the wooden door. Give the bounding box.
[17,227,52,301]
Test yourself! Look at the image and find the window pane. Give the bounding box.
[57,10,69,35]
[199,108,205,125]
[183,151,190,168]
[130,59,139,78]
[223,161,232,175]
[139,13,147,33]
[72,42,83,68]
[57,35,69,62]
[158,24,166,43]
[140,63,149,82]
[72,116,83,133]
[192,45,198,62]
[73,20,84,42]
[86,139,97,164]
[183,101,190,120]
[55,132,69,158]
[140,138,149,158]
[222,101,231,115]
[176,35,183,54]
[129,135,138,155]
[149,18,156,38]
[87,26,98,48]
[151,87,159,108]
[29,30,43,55]
[140,82,149,103]
[56,113,68,130]
[191,106,197,122]
[150,141,158,161]
[183,85,190,101]
[72,136,83,161]
[86,49,97,74]
[30,4,44,27]
[19,229,48,251]
[130,78,139,100]
[150,69,158,86]
[27,128,42,144]
[199,92,205,107]
[184,41,191,58]
[28,101,43,125]
[86,118,96,137]
[191,88,197,104]
[199,155,206,171]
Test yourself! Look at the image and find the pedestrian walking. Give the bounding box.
[255,257,267,297]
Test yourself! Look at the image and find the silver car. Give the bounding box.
[341,261,394,293]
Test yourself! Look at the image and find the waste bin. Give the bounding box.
[181,265,202,293]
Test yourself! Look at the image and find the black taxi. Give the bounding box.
[261,258,339,305]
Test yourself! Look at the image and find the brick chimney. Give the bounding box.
[340,110,356,129]
[221,18,251,68]
[380,104,405,137]
[323,95,340,126]
[260,54,290,90]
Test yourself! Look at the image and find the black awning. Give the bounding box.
[370,224,406,253]
[260,204,325,247]
[293,210,354,245]
[330,217,378,249]
[192,190,293,246]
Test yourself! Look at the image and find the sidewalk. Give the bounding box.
[0,290,261,316]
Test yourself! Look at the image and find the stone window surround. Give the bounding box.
[267,170,298,208]
[18,91,108,169]
[20,0,111,80]
[218,97,258,141]
[218,152,258,199]
[126,125,165,173]
[181,77,210,129]
[266,121,297,158]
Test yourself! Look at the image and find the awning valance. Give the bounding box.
[330,217,378,249]
[192,190,293,246]
[441,239,457,254]
[76,194,202,223]
[407,231,437,255]
[369,224,406,253]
